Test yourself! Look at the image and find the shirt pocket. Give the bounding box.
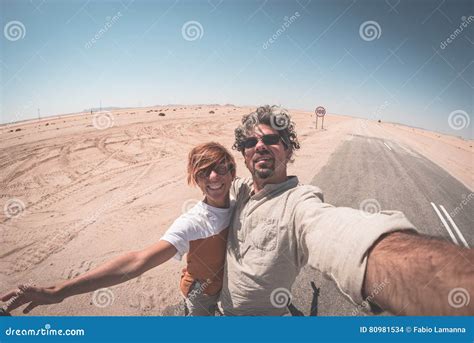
[249,218,279,251]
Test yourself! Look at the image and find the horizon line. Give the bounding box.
[0,103,472,142]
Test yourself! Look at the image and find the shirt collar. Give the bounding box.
[198,200,232,213]
[251,176,299,200]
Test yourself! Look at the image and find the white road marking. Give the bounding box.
[430,202,459,245]
[386,142,421,159]
[439,205,470,248]
[398,143,417,157]
[383,142,392,151]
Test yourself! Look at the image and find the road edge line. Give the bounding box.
[430,202,459,245]
[439,205,470,248]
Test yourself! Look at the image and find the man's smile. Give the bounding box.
[255,156,273,162]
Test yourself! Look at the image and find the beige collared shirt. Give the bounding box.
[219,176,418,315]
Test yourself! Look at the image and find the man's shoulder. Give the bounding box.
[289,183,324,203]
[293,183,324,201]
[231,177,252,198]
[232,176,252,188]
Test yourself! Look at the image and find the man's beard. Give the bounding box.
[254,168,274,179]
[252,160,275,179]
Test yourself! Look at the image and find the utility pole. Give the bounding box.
[37,108,41,120]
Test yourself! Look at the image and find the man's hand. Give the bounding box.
[1,284,63,314]
[364,231,474,315]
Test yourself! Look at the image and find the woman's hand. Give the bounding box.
[1,284,63,314]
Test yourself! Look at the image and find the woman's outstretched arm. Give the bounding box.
[1,240,177,314]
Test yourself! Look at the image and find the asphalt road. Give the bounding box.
[290,132,473,316]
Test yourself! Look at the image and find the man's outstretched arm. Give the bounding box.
[364,231,474,315]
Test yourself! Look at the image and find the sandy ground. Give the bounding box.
[0,105,472,315]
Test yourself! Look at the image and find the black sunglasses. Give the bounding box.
[197,163,234,179]
[242,134,281,149]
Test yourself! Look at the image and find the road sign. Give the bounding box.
[315,106,326,117]
[315,106,327,129]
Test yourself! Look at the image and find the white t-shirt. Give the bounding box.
[160,201,233,260]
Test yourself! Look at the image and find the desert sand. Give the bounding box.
[0,105,472,315]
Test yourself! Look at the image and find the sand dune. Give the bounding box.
[0,105,472,315]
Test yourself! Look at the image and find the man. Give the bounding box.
[218,105,473,316]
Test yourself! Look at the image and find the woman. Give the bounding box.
[1,142,236,316]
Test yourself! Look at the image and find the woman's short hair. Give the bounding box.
[187,142,236,186]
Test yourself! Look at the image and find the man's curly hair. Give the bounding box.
[232,105,300,160]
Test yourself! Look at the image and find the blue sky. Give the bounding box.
[1,0,473,138]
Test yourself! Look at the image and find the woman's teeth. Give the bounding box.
[207,184,223,190]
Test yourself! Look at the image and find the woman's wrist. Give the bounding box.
[53,282,70,301]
